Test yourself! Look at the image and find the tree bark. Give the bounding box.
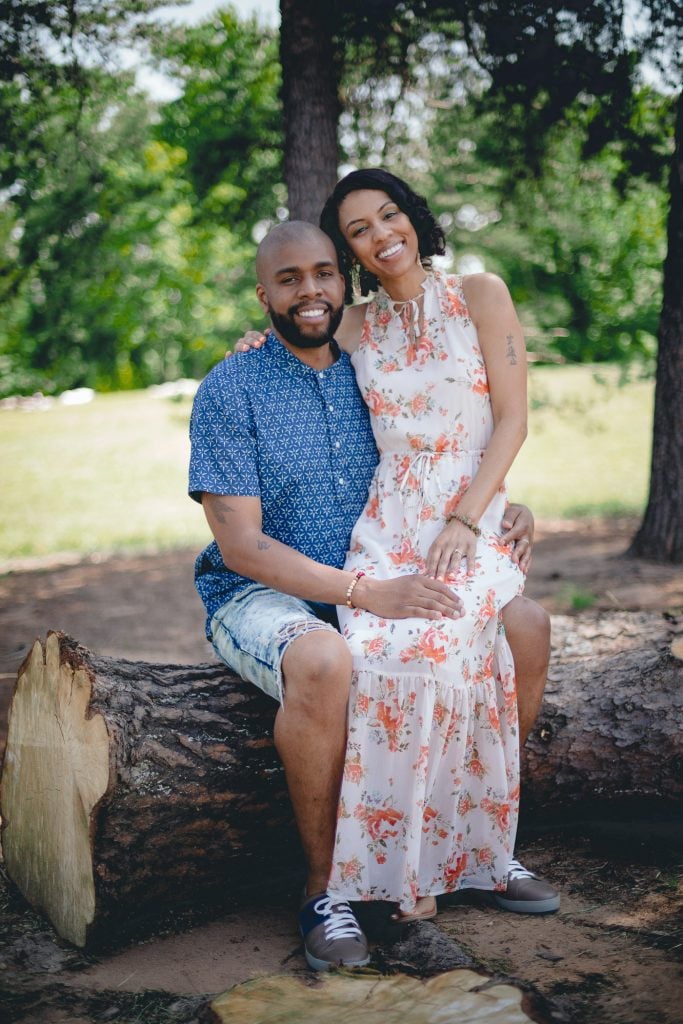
[0,632,296,948]
[522,611,683,813]
[1,614,681,948]
[629,88,683,563]
[279,0,340,222]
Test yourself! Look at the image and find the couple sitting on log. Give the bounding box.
[189,167,559,973]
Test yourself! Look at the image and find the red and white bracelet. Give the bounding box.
[345,570,366,608]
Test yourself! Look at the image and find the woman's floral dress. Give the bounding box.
[328,271,525,912]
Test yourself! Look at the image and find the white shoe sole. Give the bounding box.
[493,893,560,914]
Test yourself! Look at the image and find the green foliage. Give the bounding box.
[154,8,283,230]
[388,87,671,364]
[0,2,677,395]
[0,4,277,398]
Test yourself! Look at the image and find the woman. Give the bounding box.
[317,168,528,921]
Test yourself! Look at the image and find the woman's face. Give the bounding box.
[337,189,420,284]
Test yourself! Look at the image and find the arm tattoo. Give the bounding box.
[212,499,237,525]
[505,333,518,366]
[257,540,271,550]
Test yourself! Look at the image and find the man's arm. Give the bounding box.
[501,502,535,574]
[202,493,464,621]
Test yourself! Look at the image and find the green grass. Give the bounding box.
[1,391,212,562]
[508,363,653,519]
[0,364,654,562]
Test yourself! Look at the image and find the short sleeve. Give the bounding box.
[188,364,261,503]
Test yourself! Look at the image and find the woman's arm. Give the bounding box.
[425,273,528,579]
[334,303,367,353]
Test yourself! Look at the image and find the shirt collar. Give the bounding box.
[265,330,344,372]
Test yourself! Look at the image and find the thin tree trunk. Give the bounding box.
[629,89,683,563]
[279,0,340,222]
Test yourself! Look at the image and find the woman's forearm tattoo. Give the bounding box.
[505,334,518,366]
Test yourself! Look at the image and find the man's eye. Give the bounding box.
[318,271,333,278]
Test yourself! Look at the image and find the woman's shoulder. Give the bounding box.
[336,302,369,353]
[461,272,510,301]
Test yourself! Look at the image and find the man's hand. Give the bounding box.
[226,330,266,359]
[501,502,535,574]
[353,574,464,620]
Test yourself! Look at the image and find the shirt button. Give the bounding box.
[335,441,341,449]
[318,372,325,379]
[339,477,345,485]
[328,404,334,412]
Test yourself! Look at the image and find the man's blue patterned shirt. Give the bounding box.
[189,332,378,637]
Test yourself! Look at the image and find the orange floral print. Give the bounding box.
[443,851,469,887]
[399,625,449,665]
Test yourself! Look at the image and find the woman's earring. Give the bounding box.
[351,258,361,298]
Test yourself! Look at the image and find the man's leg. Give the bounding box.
[496,594,560,913]
[276,629,371,969]
[275,629,352,897]
[211,586,369,968]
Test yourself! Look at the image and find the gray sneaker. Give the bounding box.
[299,892,370,971]
[493,859,561,914]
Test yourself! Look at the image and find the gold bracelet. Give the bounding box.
[345,570,366,608]
[447,510,481,537]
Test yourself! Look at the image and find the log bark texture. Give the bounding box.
[522,611,683,812]
[1,612,681,948]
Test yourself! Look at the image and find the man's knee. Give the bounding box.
[282,629,352,715]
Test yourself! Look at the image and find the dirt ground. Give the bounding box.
[1,518,682,1024]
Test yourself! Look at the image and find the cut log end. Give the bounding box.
[2,633,110,946]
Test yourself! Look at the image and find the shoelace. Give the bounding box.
[312,895,363,941]
[508,858,537,880]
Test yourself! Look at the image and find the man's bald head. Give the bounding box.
[255,221,339,281]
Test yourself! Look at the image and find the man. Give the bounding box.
[189,221,556,972]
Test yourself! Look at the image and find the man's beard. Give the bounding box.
[268,301,344,349]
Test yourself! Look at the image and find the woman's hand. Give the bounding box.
[353,574,464,620]
[501,502,534,574]
[225,330,266,359]
[425,519,477,580]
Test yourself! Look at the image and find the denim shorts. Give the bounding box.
[210,584,340,704]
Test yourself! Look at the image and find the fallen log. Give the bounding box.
[1,612,681,948]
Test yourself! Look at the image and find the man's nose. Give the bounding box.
[297,274,322,296]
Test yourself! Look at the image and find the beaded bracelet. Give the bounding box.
[447,510,481,537]
[345,570,366,608]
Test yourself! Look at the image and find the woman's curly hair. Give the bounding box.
[319,168,446,304]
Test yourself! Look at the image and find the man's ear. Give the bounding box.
[255,283,269,314]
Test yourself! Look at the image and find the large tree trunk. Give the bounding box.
[629,88,683,562]
[1,613,681,948]
[280,0,340,221]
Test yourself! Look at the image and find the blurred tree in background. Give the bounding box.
[0,1,675,393]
